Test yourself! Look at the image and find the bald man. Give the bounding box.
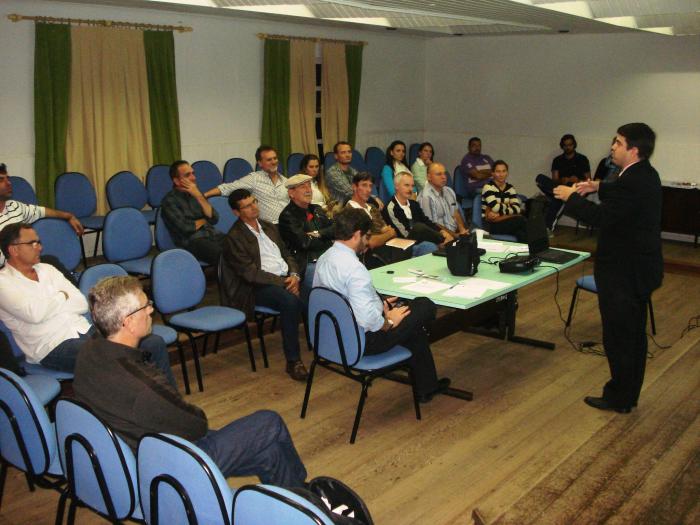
[417,162,469,236]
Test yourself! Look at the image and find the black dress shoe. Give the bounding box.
[418,377,451,403]
[584,396,631,414]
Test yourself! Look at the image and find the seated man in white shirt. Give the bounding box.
[0,223,174,385]
[313,207,450,402]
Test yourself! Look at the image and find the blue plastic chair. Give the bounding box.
[106,171,156,224]
[232,484,334,525]
[102,208,154,276]
[54,172,105,265]
[223,158,254,183]
[32,218,82,276]
[408,143,420,167]
[54,398,141,523]
[154,207,210,270]
[0,369,64,510]
[301,287,420,444]
[78,264,190,394]
[323,152,335,173]
[566,275,657,335]
[208,195,238,235]
[151,249,255,393]
[471,195,518,242]
[287,153,304,177]
[192,160,223,194]
[0,320,74,382]
[350,149,367,173]
[364,147,384,185]
[146,165,171,209]
[138,433,235,525]
[9,176,38,205]
[453,165,473,215]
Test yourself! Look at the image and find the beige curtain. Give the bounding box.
[289,40,317,158]
[321,42,349,153]
[66,26,153,214]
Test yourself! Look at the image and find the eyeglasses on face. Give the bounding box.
[11,239,42,248]
[125,300,153,318]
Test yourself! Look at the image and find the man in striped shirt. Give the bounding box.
[0,164,83,267]
[204,146,289,224]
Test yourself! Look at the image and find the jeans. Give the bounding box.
[41,327,176,388]
[254,285,305,362]
[186,233,225,266]
[411,241,438,257]
[195,410,307,488]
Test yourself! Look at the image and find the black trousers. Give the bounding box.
[596,271,649,408]
[187,234,225,266]
[364,297,440,396]
[486,215,528,243]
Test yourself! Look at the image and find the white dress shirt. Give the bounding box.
[217,171,289,224]
[245,220,289,276]
[0,263,90,363]
[313,242,384,333]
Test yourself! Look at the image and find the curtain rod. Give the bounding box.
[257,33,366,46]
[7,14,192,33]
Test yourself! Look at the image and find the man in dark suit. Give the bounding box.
[220,188,308,382]
[554,123,662,414]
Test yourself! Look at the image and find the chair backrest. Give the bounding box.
[106,171,148,211]
[453,165,467,198]
[350,149,367,173]
[378,178,391,204]
[308,287,365,368]
[138,433,233,525]
[9,176,38,205]
[408,143,420,167]
[323,152,335,173]
[472,194,484,229]
[191,161,223,194]
[232,484,334,525]
[209,196,238,234]
[0,320,24,360]
[32,218,82,272]
[0,368,57,476]
[154,208,176,252]
[102,208,153,263]
[55,398,139,520]
[287,153,304,177]
[146,165,172,208]
[152,249,206,314]
[445,168,454,190]
[364,146,384,182]
[55,172,97,219]
[223,158,253,183]
[79,264,128,297]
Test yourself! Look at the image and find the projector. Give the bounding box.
[499,255,539,274]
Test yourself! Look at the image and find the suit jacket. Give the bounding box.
[221,219,299,319]
[278,201,334,278]
[564,159,663,296]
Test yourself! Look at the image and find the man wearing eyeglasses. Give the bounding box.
[0,163,84,269]
[0,223,174,382]
[73,275,308,488]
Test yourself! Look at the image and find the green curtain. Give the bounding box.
[34,23,71,207]
[345,44,363,147]
[261,39,291,167]
[144,31,182,165]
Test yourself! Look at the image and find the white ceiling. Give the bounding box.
[62,0,700,36]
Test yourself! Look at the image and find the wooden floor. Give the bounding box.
[2,248,699,524]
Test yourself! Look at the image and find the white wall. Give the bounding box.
[0,0,427,185]
[425,32,700,195]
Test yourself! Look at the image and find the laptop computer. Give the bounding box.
[526,203,579,265]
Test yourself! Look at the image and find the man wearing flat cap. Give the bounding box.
[278,174,334,297]
[220,188,308,382]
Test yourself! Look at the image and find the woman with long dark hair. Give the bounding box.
[380,140,409,197]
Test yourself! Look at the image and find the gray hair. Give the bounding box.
[88,276,143,337]
[393,171,413,189]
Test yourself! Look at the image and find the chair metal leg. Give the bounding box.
[92,230,101,259]
[242,323,257,372]
[24,472,35,492]
[66,498,78,525]
[0,461,6,510]
[201,334,209,357]
[270,316,278,334]
[256,318,270,368]
[350,379,370,444]
[565,286,580,327]
[407,367,421,421]
[78,237,88,269]
[186,333,204,392]
[648,299,657,335]
[55,489,69,525]
[176,340,191,395]
[300,360,317,418]
[213,332,220,354]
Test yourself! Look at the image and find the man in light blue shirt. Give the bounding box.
[313,208,449,402]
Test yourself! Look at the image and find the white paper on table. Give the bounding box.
[443,285,484,299]
[393,276,417,283]
[386,238,416,250]
[479,240,526,254]
[442,277,510,299]
[459,277,509,290]
[401,279,451,294]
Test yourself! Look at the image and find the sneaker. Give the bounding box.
[308,476,374,525]
[286,360,308,381]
